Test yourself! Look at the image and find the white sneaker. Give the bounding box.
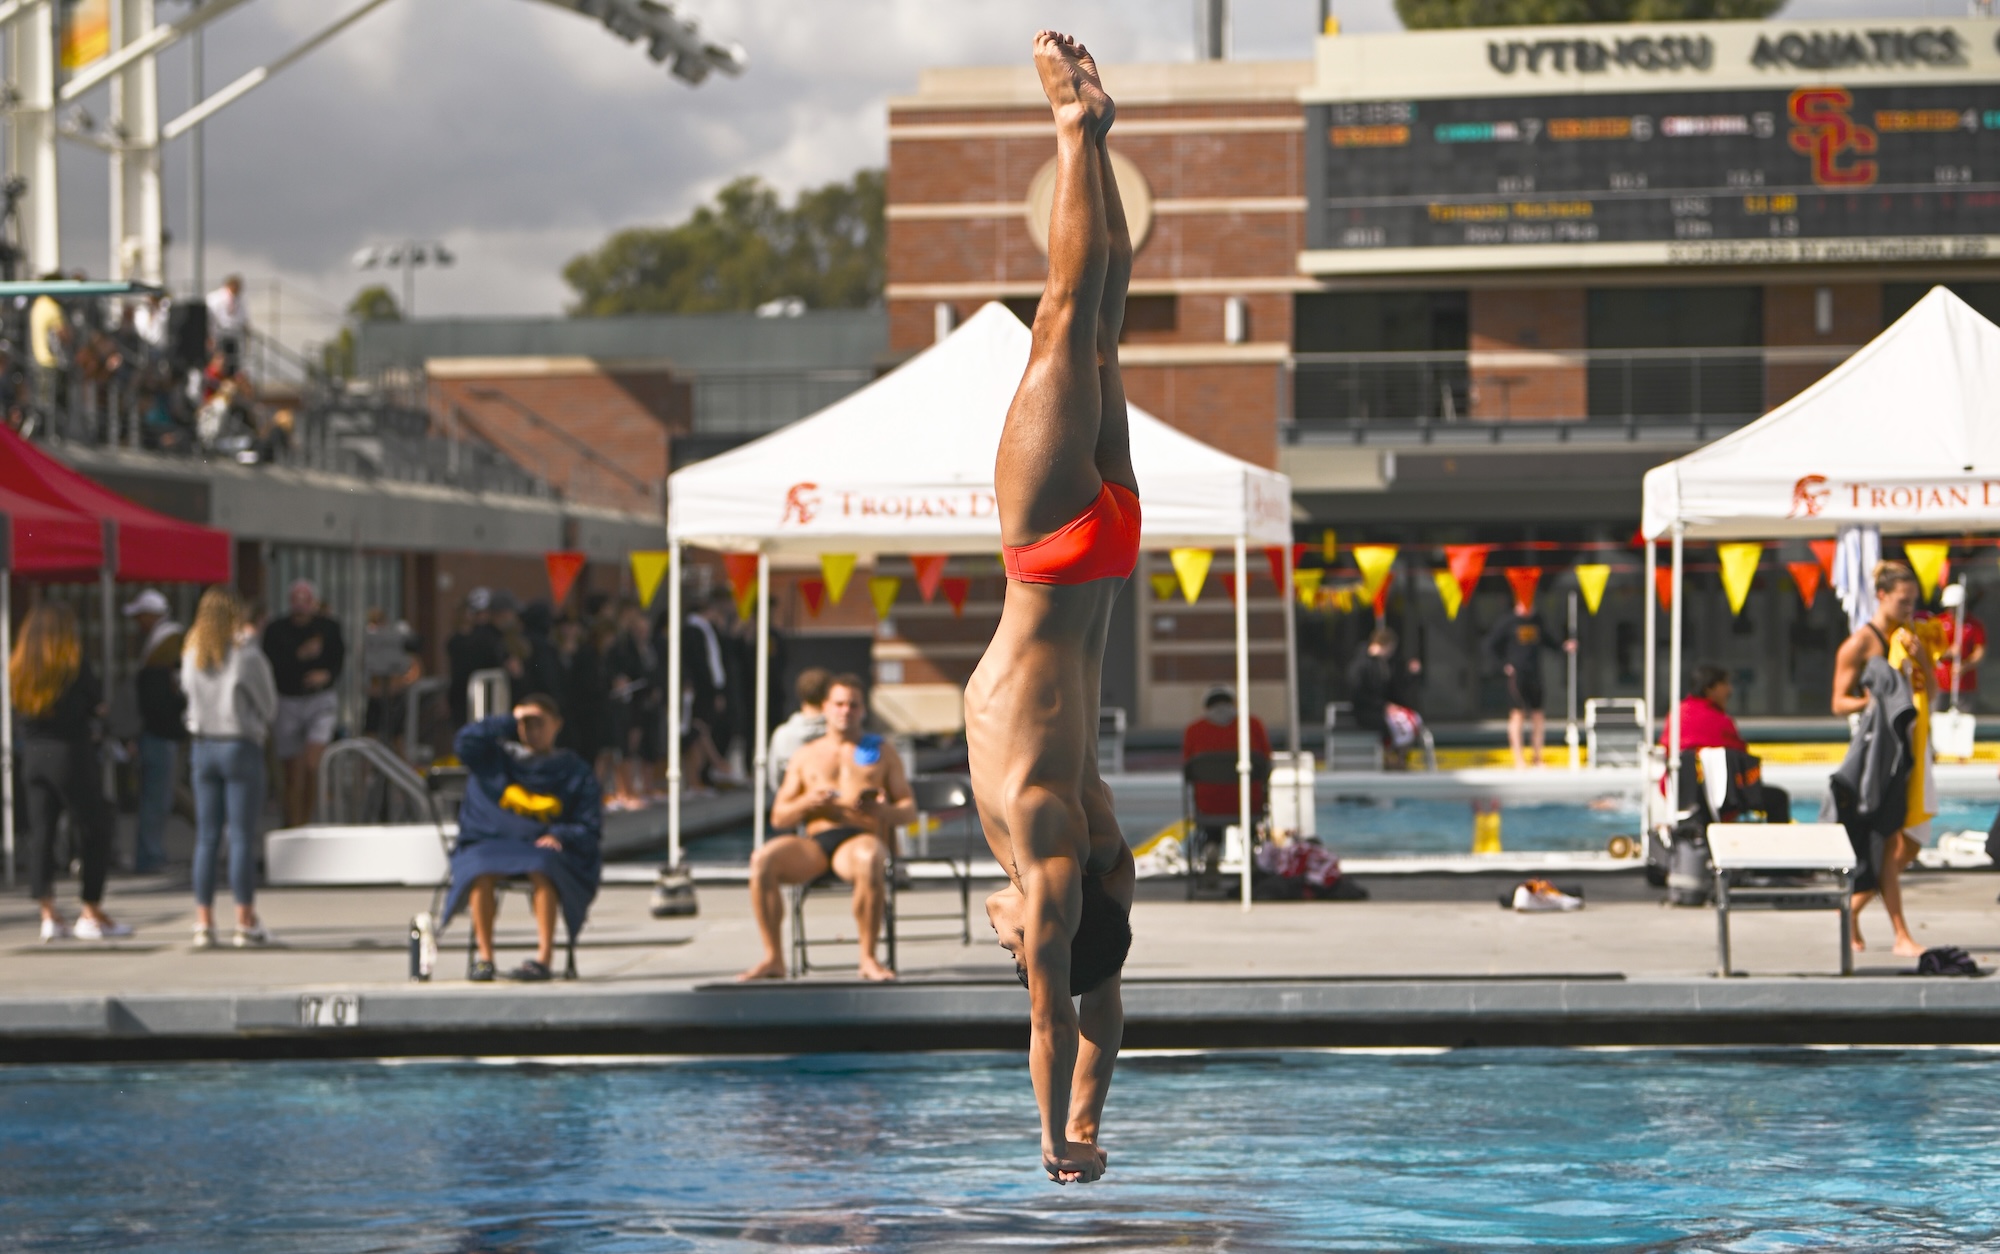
[191,925,215,950]
[1513,880,1584,913]
[40,916,71,942]
[232,925,273,948]
[72,916,133,940]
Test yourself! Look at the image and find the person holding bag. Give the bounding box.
[15,601,128,941]
[181,587,279,948]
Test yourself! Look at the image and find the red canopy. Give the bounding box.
[0,484,104,577]
[0,425,231,582]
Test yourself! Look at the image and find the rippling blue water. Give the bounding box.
[5,1049,2000,1251]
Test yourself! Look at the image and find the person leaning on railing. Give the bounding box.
[182,587,279,949]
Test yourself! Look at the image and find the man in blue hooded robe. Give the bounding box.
[443,694,602,981]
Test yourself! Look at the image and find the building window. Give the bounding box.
[1585,286,1762,423]
[1884,281,2000,326]
[1293,291,1467,426]
[267,545,404,625]
[1121,294,1178,338]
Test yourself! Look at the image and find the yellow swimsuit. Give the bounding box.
[1890,624,1942,831]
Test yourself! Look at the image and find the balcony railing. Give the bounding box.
[1291,345,1861,434]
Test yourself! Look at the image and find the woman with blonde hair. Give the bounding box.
[181,586,278,948]
[13,600,126,941]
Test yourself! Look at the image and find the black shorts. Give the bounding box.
[812,825,870,859]
[1508,671,1545,712]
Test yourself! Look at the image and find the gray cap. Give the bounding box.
[1202,684,1236,708]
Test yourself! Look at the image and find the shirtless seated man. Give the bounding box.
[963,31,1136,1187]
[738,674,914,982]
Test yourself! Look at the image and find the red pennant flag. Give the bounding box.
[1265,547,1287,592]
[940,576,970,617]
[543,551,586,607]
[1787,560,1823,610]
[722,553,759,606]
[1217,573,1236,600]
[1293,542,1311,569]
[1808,539,1836,580]
[1445,545,1490,599]
[799,577,826,618]
[1654,566,1674,612]
[1372,578,1390,616]
[1504,566,1542,612]
[910,554,947,602]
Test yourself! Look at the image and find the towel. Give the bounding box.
[1832,525,1879,633]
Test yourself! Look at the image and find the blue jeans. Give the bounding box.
[134,733,177,873]
[191,738,264,909]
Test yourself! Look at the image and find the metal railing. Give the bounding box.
[1290,345,1861,432]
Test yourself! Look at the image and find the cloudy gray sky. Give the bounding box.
[47,0,1947,355]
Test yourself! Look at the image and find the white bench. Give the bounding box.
[1708,823,1857,978]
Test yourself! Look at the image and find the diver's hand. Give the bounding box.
[1044,1140,1104,1185]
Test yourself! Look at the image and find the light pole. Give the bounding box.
[352,240,453,318]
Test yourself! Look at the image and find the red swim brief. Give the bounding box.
[1002,482,1141,585]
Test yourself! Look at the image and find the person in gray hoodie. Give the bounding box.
[181,587,279,949]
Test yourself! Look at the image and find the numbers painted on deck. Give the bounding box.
[298,994,362,1028]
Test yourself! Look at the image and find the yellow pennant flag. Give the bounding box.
[1716,542,1763,615]
[1433,569,1464,620]
[733,583,757,622]
[1320,528,1338,564]
[1149,572,1178,602]
[1904,540,1949,601]
[820,553,857,605]
[1352,544,1398,602]
[1332,587,1357,613]
[1293,567,1324,607]
[1169,548,1212,603]
[868,575,901,619]
[1574,564,1611,615]
[629,551,670,609]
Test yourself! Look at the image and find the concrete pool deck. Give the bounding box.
[4,865,1999,1060]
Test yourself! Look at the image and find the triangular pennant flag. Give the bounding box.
[1321,528,1337,564]
[1573,564,1611,615]
[1293,568,1323,607]
[1353,544,1398,602]
[1787,560,1823,610]
[1149,572,1178,602]
[1904,540,1949,601]
[630,551,670,609]
[1654,566,1674,612]
[940,576,970,617]
[1265,547,1287,593]
[868,575,901,619]
[544,551,586,607]
[1809,539,1837,579]
[1293,542,1311,570]
[1716,542,1762,615]
[722,553,759,608]
[799,577,826,618]
[820,553,857,606]
[1372,578,1391,617]
[1217,573,1236,600]
[910,554,947,603]
[1504,566,1542,612]
[1170,548,1212,603]
[1433,568,1464,621]
[1445,544,1490,600]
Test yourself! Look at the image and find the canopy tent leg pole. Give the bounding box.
[1234,534,1252,913]
[2,571,12,890]
[666,543,683,870]
[100,560,115,802]
[751,552,770,851]
[1667,525,1684,821]
[1281,540,1304,832]
[1565,589,1579,770]
[1643,537,1657,826]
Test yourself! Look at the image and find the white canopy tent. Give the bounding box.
[1640,286,2000,799]
[665,302,1296,907]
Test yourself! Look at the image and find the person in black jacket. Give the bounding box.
[1483,597,1576,768]
[123,590,186,873]
[1346,626,1424,763]
[444,589,507,731]
[14,602,127,941]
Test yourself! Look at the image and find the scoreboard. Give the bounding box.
[1307,85,2000,262]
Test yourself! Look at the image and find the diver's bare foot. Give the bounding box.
[1032,31,1113,135]
[858,955,896,982]
[736,957,787,982]
[1893,936,1925,958]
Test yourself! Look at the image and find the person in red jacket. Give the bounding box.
[1182,685,1270,881]
[1661,664,1748,754]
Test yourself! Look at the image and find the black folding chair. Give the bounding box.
[425,765,579,980]
[1181,750,1272,899]
[897,775,980,946]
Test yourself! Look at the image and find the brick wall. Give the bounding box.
[1763,283,1882,410]
[1469,288,1586,421]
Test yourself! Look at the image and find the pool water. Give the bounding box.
[6,1049,2000,1251]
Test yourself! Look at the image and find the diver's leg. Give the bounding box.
[997,32,1114,546]
[1093,137,1136,495]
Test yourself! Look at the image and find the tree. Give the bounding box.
[562,169,884,316]
[321,285,404,378]
[1396,0,1780,28]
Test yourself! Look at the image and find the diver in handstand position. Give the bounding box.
[964,30,1136,1187]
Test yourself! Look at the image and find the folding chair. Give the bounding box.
[898,775,980,945]
[424,765,579,981]
[1181,750,1272,899]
